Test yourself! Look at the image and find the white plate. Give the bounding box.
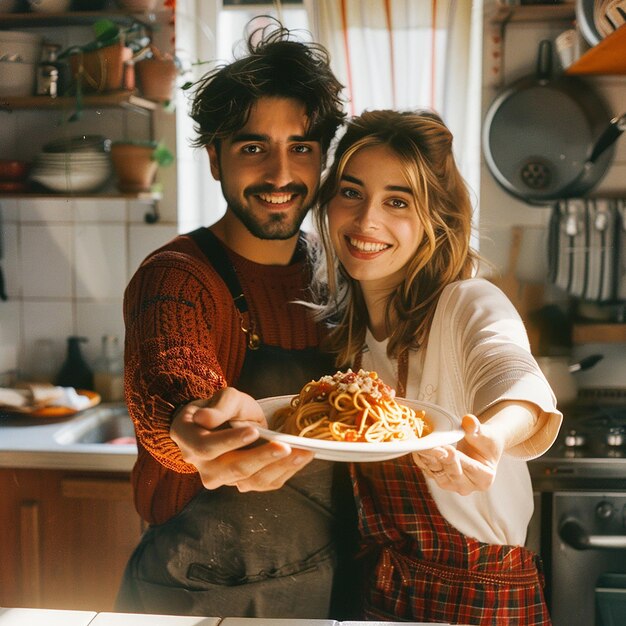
[256,395,464,462]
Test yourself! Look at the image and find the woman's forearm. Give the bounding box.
[479,399,546,452]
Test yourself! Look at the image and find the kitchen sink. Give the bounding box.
[54,406,136,446]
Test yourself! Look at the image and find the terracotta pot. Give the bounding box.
[110,143,158,192]
[135,58,178,102]
[69,42,132,93]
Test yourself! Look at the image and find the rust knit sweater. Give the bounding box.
[123,230,325,525]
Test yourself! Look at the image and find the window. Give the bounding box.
[176,1,309,230]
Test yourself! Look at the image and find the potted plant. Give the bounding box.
[135,45,181,103]
[59,19,150,95]
[110,140,174,193]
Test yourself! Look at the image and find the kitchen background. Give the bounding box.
[0,0,625,392]
[1,1,626,622]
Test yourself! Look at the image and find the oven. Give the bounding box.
[529,399,626,626]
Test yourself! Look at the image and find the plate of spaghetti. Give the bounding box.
[256,369,464,462]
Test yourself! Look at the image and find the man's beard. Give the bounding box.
[222,183,315,240]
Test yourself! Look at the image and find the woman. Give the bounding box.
[311,109,562,624]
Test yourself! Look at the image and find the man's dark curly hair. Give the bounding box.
[189,17,346,155]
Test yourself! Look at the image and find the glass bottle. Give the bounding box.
[55,336,94,390]
[36,43,61,97]
[93,335,124,402]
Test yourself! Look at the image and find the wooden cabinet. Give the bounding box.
[0,467,144,612]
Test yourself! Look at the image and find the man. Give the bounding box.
[116,19,356,619]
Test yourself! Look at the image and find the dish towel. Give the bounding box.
[0,383,91,413]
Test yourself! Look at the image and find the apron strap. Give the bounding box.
[188,227,248,313]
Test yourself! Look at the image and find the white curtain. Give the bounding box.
[175,0,483,229]
[304,0,482,202]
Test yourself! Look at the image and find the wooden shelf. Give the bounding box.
[573,323,626,343]
[488,2,575,25]
[0,92,158,113]
[566,23,626,75]
[0,11,158,28]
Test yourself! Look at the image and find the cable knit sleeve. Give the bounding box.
[123,250,245,474]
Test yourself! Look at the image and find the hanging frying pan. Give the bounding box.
[483,40,625,205]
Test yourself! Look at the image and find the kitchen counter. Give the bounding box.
[0,608,97,625]
[0,403,137,472]
[0,609,450,625]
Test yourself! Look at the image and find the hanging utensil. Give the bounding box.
[537,354,603,405]
[568,354,604,373]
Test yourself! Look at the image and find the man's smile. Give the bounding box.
[257,192,297,206]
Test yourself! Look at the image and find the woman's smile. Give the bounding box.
[344,233,392,256]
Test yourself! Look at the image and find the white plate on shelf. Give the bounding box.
[256,395,463,462]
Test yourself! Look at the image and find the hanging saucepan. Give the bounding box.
[483,40,625,205]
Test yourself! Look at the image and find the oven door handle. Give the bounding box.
[559,518,626,550]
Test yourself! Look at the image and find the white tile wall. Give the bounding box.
[128,222,178,277]
[0,196,177,381]
[21,224,74,298]
[0,10,180,382]
[74,223,127,299]
[22,300,74,376]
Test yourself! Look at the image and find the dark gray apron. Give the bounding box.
[116,229,357,619]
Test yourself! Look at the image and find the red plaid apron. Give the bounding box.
[353,455,551,625]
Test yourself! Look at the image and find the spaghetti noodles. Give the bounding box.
[273,369,431,443]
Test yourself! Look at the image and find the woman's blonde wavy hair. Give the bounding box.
[310,109,479,367]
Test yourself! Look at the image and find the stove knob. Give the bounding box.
[596,501,614,520]
[606,427,626,447]
[564,429,587,448]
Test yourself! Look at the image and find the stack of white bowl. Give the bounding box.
[30,135,112,193]
[0,30,43,97]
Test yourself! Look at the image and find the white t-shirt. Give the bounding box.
[360,278,562,546]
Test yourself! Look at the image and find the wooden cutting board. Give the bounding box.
[489,225,545,353]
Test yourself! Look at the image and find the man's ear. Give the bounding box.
[207,145,220,181]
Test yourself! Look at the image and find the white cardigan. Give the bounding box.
[361,278,562,546]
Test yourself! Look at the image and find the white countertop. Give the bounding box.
[0,607,96,625]
[0,610,449,625]
[220,617,336,626]
[90,612,220,625]
[0,403,137,472]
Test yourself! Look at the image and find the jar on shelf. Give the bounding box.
[36,42,61,97]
